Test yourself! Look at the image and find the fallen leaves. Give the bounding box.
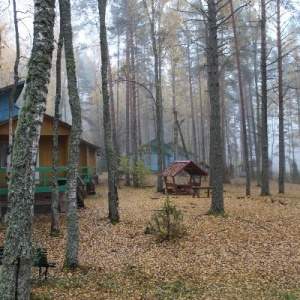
[1,175,300,299]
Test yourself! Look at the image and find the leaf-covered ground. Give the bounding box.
[1,175,300,299]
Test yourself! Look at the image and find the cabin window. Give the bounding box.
[0,141,8,168]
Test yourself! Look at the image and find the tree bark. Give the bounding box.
[277,0,285,193]
[6,0,20,184]
[186,38,198,162]
[0,1,55,298]
[230,0,250,195]
[51,26,63,236]
[206,0,224,214]
[143,0,164,192]
[60,0,81,268]
[125,0,131,186]
[130,29,138,187]
[260,0,270,196]
[98,0,120,223]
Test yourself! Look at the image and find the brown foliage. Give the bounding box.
[1,175,300,299]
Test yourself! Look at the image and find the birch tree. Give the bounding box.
[0,0,55,298]
[60,0,82,268]
[51,19,64,237]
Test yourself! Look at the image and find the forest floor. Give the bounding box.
[1,174,300,299]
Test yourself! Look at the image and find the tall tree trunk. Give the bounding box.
[171,57,179,160]
[51,26,64,237]
[143,0,164,191]
[260,0,270,196]
[6,0,20,183]
[0,1,55,298]
[98,0,120,223]
[230,0,250,195]
[220,68,231,183]
[247,74,257,180]
[60,0,81,268]
[108,52,119,158]
[125,0,131,186]
[277,0,285,193]
[186,39,198,161]
[130,30,138,187]
[252,25,262,186]
[198,66,207,164]
[206,0,224,214]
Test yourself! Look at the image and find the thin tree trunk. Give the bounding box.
[98,0,120,223]
[60,0,81,268]
[277,0,285,193]
[230,0,250,195]
[125,0,131,186]
[0,1,55,298]
[129,28,138,187]
[260,0,270,196]
[220,68,230,183]
[198,67,206,164]
[171,57,179,160]
[247,75,257,180]
[108,50,119,157]
[143,0,164,191]
[51,26,64,237]
[252,25,262,186]
[6,0,20,183]
[186,39,198,161]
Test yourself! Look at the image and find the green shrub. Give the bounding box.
[118,156,151,187]
[133,159,151,186]
[147,198,186,242]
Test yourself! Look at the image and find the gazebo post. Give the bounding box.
[172,176,176,193]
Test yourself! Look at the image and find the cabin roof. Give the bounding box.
[0,81,25,122]
[0,82,100,150]
[162,160,208,177]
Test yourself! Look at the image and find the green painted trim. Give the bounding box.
[0,165,97,195]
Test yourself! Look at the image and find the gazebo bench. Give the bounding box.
[191,186,212,198]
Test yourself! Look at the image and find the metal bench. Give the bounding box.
[0,246,56,279]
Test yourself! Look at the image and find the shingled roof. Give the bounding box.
[162,160,208,177]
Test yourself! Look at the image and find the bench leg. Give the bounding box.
[192,189,200,198]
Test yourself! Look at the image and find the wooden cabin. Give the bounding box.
[162,160,208,195]
[0,81,100,214]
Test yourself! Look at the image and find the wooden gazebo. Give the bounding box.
[162,160,208,195]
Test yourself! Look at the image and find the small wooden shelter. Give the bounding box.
[162,160,208,194]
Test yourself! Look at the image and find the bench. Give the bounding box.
[0,246,56,279]
[191,186,212,198]
[34,248,56,279]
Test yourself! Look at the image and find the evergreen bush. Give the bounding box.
[147,198,186,242]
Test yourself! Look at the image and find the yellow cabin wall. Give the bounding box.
[38,135,68,167]
[0,119,18,134]
[79,144,87,166]
[0,116,99,183]
[88,148,96,167]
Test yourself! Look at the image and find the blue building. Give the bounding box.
[140,139,196,171]
[0,80,24,122]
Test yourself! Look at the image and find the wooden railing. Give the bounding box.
[0,166,98,195]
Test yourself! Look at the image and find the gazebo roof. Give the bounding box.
[162,160,208,177]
